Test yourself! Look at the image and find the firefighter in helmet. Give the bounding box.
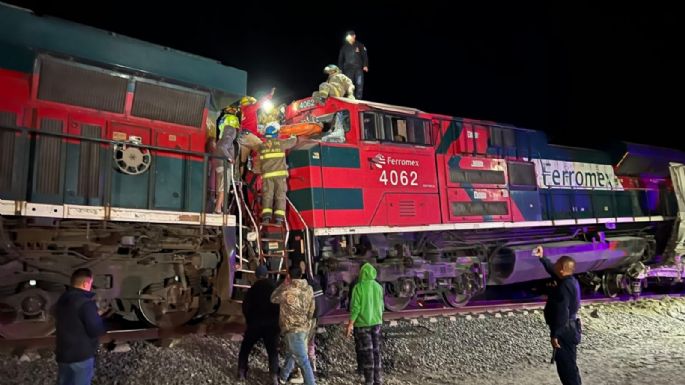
[255,124,297,224]
[312,65,355,102]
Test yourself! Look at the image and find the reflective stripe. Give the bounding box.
[274,210,286,216]
[263,170,288,178]
[261,208,273,214]
[260,152,285,160]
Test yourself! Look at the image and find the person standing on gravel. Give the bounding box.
[533,246,582,385]
[271,266,317,385]
[346,263,384,385]
[55,268,106,385]
[238,264,280,384]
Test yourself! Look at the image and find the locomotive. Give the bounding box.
[278,97,685,313]
[0,4,242,338]
[1,4,684,340]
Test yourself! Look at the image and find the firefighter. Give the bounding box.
[213,114,239,213]
[338,30,368,99]
[256,124,297,224]
[312,65,355,103]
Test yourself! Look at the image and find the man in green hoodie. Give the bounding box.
[346,263,384,385]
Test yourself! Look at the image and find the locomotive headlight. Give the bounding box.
[262,100,274,113]
[29,280,37,286]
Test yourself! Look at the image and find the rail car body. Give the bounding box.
[0,4,242,338]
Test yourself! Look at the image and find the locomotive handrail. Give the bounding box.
[0,124,241,225]
[0,124,232,163]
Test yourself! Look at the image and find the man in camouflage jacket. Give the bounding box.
[271,266,317,385]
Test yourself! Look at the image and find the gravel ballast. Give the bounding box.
[2,297,685,385]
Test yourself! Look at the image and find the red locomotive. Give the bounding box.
[248,96,685,312]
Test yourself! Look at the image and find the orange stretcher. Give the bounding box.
[279,122,322,137]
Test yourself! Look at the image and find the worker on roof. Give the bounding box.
[338,30,368,100]
[254,124,297,224]
[312,65,355,103]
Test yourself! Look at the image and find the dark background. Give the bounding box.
[7,1,683,148]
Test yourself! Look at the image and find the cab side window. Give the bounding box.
[361,112,431,145]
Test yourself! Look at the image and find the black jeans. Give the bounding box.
[343,67,364,99]
[554,322,582,385]
[238,325,280,376]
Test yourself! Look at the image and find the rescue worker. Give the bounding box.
[271,266,317,385]
[347,263,384,385]
[241,89,275,137]
[533,245,582,385]
[213,114,239,213]
[255,124,296,224]
[238,91,274,174]
[338,30,368,99]
[237,264,280,385]
[312,65,355,103]
[217,105,240,139]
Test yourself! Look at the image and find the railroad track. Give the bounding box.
[1,293,680,352]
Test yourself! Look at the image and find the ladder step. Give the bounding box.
[262,253,285,257]
[234,284,252,288]
[261,238,285,242]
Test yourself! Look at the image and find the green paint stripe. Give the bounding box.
[321,146,360,168]
[288,188,363,211]
[436,121,462,154]
[288,146,321,169]
[288,188,324,211]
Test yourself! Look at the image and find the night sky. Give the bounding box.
[8,1,683,149]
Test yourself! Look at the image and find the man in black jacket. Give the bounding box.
[338,30,368,99]
[533,246,582,385]
[55,268,106,385]
[237,264,280,384]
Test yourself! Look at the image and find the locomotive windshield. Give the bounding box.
[361,111,431,145]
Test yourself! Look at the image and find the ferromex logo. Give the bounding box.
[532,159,623,190]
[371,154,386,169]
[371,153,420,169]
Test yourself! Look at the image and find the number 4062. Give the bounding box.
[379,170,418,186]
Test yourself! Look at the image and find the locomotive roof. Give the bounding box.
[0,3,246,98]
[333,97,425,116]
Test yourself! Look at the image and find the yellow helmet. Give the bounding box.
[240,96,257,106]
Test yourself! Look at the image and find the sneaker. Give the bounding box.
[290,370,304,384]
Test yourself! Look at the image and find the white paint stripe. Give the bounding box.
[311,216,668,236]
[1,200,235,227]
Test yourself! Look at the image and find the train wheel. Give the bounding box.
[384,279,415,312]
[0,288,58,339]
[602,273,624,298]
[442,274,474,308]
[137,282,198,329]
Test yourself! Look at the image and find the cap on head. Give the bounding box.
[289,265,302,280]
[345,30,355,37]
